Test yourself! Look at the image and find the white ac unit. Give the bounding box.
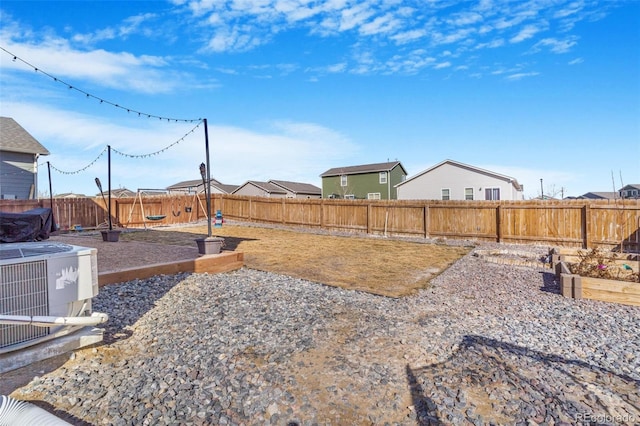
[0,242,108,363]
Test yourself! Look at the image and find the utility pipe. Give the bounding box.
[0,312,108,327]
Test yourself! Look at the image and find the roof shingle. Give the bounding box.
[0,117,50,155]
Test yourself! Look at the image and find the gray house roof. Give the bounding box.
[96,188,136,198]
[0,117,50,155]
[167,178,222,190]
[320,161,407,177]
[233,181,287,195]
[396,159,523,191]
[215,183,239,194]
[167,178,237,194]
[269,180,321,195]
[578,192,617,200]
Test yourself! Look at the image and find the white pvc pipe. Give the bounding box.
[0,312,108,327]
[0,395,72,425]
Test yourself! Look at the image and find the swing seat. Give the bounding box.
[146,215,166,221]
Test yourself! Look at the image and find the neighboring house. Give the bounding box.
[619,184,640,199]
[268,180,322,199]
[167,178,238,195]
[396,159,523,201]
[96,188,136,198]
[576,192,617,200]
[232,181,288,198]
[0,117,50,199]
[320,161,408,200]
[55,192,87,198]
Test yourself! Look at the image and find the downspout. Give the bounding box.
[0,395,72,425]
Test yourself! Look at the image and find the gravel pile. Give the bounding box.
[10,244,640,425]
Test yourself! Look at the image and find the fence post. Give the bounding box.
[496,205,502,243]
[367,203,372,234]
[582,204,591,249]
[423,204,429,238]
[320,199,325,230]
[282,198,286,224]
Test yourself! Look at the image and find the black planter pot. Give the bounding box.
[101,229,121,242]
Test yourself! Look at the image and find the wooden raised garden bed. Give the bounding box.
[552,248,640,307]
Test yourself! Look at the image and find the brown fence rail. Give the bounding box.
[2,196,639,250]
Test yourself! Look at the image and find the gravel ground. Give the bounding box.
[7,243,640,425]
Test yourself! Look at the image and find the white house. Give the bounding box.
[396,159,523,201]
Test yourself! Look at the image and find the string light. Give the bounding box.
[39,121,202,174]
[1,46,202,123]
[111,121,202,158]
[42,147,108,175]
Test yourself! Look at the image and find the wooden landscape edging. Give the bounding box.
[98,251,244,286]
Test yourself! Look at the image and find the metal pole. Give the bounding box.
[204,119,212,237]
[540,178,544,200]
[47,161,55,230]
[108,145,113,230]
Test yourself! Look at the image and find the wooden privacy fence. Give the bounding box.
[1,196,639,250]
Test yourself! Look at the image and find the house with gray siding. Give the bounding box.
[232,181,288,198]
[320,161,407,200]
[619,184,640,199]
[167,178,238,195]
[268,180,321,198]
[396,159,523,201]
[0,117,50,199]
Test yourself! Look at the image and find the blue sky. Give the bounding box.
[1,0,638,198]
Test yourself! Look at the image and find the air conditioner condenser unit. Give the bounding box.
[0,242,108,373]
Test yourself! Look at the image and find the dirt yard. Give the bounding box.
[118,222,472,298]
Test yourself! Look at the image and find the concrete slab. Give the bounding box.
[0,327,104,374]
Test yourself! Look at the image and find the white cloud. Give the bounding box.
[391,29,427,44]
[505,71,540,80]
[447,11,484,26]
[71,13,159,46]
[359,13,400,36]
[531,36,578,54]
[0,34,195,94]
[2,100,359,195]
[568,57,583,65]
[510,24,544,43]
[434,61,451,69]
[326,62,347,73]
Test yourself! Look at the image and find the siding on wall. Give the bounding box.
[233,184,286,198]
[322,166,406,200]
[0,151,36,199]
[397,162,519,201]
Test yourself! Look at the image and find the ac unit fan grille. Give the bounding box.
[0,260,49,348]
[0,243,73,261]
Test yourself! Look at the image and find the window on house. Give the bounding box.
[367,193,381,200]
[379,172,387,184]
[465,188,474,200]
[441,189,450,200]
[340,175,347,187]
[485,188,500,200]
[345,194,355,199]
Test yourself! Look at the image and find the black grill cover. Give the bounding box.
[0,208,56,243]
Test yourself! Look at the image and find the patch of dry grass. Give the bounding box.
[120,223,471,297]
